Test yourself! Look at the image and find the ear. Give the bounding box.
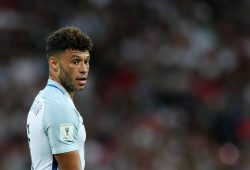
[49,56,59,72]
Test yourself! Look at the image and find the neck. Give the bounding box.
[49,73,60,85]
[69,92,75,99]
[49,74,75,99]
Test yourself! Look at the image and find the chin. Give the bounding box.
[77,86,85,91]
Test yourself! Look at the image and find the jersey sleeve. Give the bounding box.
[42,101,79,154]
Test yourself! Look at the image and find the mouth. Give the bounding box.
[76,77,87,85]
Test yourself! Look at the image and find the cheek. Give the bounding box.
[68,65,77,73]
[61,66,74,79]
[86,65,90,71]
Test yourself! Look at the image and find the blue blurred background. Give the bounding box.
[0,0,250,169]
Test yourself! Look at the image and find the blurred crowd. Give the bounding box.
[0,0,250,169]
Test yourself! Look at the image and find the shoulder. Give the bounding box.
[39,86,69,112]
[41,89,78,126]
[40,86,65,102]
[43,100,76,121]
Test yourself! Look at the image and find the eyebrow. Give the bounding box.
[71,55,90,60]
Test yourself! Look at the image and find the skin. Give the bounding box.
[48,49,90,170]
[49,49,90,98]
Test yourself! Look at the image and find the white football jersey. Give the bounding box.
[27,79,86,170]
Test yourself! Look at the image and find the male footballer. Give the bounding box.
[27,26,93,170]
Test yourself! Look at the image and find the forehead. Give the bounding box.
[63,49,90,59]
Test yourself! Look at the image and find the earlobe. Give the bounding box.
[49,57,59,72]
[53,66,59,72]
[53,62,59,72]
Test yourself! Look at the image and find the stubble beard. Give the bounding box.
[58,64,77,93]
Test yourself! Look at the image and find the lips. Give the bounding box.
[76,77,87,85]
[76,77,87,81]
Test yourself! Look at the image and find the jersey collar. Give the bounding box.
[47,79,67,95]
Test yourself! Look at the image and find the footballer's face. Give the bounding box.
[57,49,90,93]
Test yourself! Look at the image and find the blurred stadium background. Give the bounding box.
[0,0,250,169]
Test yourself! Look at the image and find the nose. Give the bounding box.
[79,62,88,74]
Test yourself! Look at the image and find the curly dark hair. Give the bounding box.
[45,26,93,58]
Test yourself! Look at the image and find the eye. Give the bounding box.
[84,59,90,64]
[72,60,79,64]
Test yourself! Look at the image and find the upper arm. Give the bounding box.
[43,102,79,154]
[54,150,81,170]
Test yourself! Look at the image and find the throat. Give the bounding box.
[68,92,75,99]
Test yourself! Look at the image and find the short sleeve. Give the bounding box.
[42,102,79,154]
